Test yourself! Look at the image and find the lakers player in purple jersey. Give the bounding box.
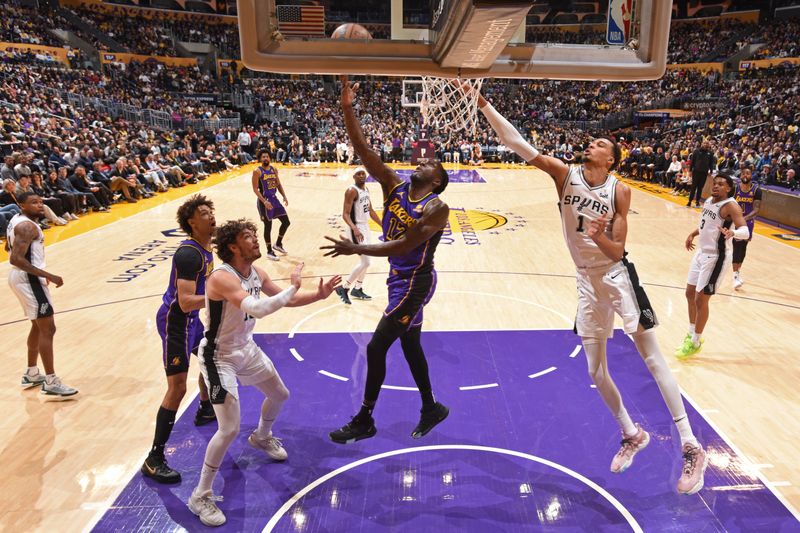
[252,151,290,261]
[322,76,450,443]
[474,86,709,494]
[732,167,762,290]
[142,195,217,484]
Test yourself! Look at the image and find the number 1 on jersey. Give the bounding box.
[576,215,585,232]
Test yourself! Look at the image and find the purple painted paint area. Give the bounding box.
[367,169,485,184]
[94,330,798,532]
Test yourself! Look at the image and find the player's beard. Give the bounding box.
[410,170,424,187]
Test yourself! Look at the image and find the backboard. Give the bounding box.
[237,0,671,81]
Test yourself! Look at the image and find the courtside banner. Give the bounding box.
[607,0,634,45]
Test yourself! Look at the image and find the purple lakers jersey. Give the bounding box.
[734,183,761,232]
[382,181,442,275]
[258,166,279,197]
[161,239,214,318]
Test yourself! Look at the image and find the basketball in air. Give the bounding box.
[331,23,372,40]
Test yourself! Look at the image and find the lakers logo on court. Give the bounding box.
[327,208,527,246]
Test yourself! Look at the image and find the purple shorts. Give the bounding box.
[257,198,287,221]
[383,269,437,329]
[156,303,204,376]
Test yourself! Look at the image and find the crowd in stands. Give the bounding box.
[2,5,799,239]
[751,17,800,59]
[4,58,233,124]
[0,4,66,48]
[228,62,798,196]
[69,4,178,57]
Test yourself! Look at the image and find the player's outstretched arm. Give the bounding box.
[340,75,401,198]
[207,267,297,319]
[475,92,569,189]
[322,199,449,258]
[258,263,341,307]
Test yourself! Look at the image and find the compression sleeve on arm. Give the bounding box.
[239,286,297,318]
[733,225,750,240]
[479,102,540,162]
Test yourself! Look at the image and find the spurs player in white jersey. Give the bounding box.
[188,219,340,527]
[334,167,381,305]
[6,192,77,397]
[675,173,747,358]
[476,90,708,494]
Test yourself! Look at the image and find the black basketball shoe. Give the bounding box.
[194,404,217,426]
[141,454,182,484]
[411,402,449,439]
[350,287,372,300]
[335,286,352,305]
[330,414,377,444]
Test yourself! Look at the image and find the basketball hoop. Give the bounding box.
[419,77,484,139]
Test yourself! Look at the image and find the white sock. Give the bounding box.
[342,280,351,289]
[617,410,638,437]
[674,416,698,446]
[45,373,56,384]
[27,366,39,376]
[256,417,275,439]
[688,324,695,335]
[691,332,702,346]
[196,462,220,495]
[354,281,363,289]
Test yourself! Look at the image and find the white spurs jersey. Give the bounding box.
[7,214,46,272]
[203,263,262,353]
[697,197,735,254]
[349,185,371,225]
[559,166,618,269]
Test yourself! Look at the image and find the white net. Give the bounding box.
[419,77,484,139]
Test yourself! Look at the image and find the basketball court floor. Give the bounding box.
[1,163,798,532]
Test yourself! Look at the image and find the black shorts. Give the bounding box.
[732,239,749,264]
[157,304,203,376]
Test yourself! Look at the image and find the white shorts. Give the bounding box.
[197,339,277,404]
[575,259,658,339]
[8,269,54,320]
[347,222,372,245]
[687,250,731,295]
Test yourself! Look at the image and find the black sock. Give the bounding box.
[150,406,177,458]
[420,390,435,408]
[357,402,374,420]
[200,399,212,410]
[266,243,273,254]
[276,236,284,247]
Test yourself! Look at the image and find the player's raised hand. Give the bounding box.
[290,262,304,289]
[340,75,360,107]
[317,275,342,299]
[321,235,359,257]
[587,215,608,240]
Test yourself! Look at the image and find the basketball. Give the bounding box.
[331,23,372,40]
